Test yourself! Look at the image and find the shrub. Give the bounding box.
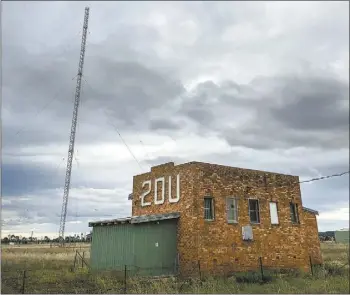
[234,271,273,284]
[324,262,349,277]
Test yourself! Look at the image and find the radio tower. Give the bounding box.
[59,7,90,244]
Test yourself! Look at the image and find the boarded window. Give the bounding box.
[248,199,260,223]
[290,202,299,223]
[204,197,214,220]
[242,225,253,241]
[226,197,238,223]
[269,202,279,224]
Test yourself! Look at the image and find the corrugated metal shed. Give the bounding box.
[335,229,349,244]
[88,212,180,227]
[89,212,180,276]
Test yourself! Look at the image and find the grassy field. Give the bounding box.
[1,242,349,294]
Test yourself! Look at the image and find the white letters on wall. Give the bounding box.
[154,177,165,205]
[140,174,180,206]
[140,180,152,207]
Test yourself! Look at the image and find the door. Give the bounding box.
[133,219,178,277]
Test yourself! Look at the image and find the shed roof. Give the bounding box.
[88,212,180,227]
[302,206,319,215]
[336,228,349,232]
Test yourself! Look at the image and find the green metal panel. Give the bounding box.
[90,219,178,277]
[134,219,178,276]
[91,224,134,272]
[335,231,349,244]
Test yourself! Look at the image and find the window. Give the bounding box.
[248,199,260,223]
[226,197,238,223]
[269,202,279,225]
[290,202,299,223]
[204,197,214,220]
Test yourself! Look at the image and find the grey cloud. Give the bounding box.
[269,76,349,131]
[3,38,185,150]
[2,161,65,197]
[176,73,349,150]
[2,1,349,234]
[84,58,184,121]
[2,187,132,228]
[149,118,182,131]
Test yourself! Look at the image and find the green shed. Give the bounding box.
[88,212,180,277]
[335,229,349,244]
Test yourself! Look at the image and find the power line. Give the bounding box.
[107,120,144,172]
[80,74,177,147]
[80,75,178,168]
[80,76,146,172]
[299,171,349,184]
[249,170,350,191]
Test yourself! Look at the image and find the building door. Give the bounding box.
[134,219,178,277]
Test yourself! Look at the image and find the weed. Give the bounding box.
[1,242,349,294]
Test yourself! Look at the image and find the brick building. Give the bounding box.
[89,161,322,276]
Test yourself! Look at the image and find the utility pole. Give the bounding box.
[59,7,90,244]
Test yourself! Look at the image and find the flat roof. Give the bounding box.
[88,212,180,227]
[134,161,299,178]
[302,207,319,215]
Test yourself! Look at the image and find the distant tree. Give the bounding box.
[2,237,9,244]
[86,232,92,243]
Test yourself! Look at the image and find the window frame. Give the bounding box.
[248,198,260,224]
[290,202,299,224]
[204,197,215,221]
[269,201,279,225]
[226,197,239,224]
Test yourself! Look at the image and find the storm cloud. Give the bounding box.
[2,1,349,237]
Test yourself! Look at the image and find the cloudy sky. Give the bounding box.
[2,1,349,238]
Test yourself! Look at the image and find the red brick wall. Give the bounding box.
[132,162,200,275]
[132,161,321,276]
[303,210,323,265]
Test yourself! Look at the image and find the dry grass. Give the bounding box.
[1,242,349,294]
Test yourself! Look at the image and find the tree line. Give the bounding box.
[1,232,92,244]
[319,231,335,242]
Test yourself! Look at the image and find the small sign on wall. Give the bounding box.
[155,242,159,247]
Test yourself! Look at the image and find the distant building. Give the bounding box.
[88,161,322,277]
[335,228,349,244]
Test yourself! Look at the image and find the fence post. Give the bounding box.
[309,255,313,276]
[21,270,26,294]
[73,250,78,271]
[198,260,202,281]
[123,265,127,294]
[259,257,264,281]
[82,252,85,268]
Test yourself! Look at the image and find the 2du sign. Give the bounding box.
[140,174,180,207]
